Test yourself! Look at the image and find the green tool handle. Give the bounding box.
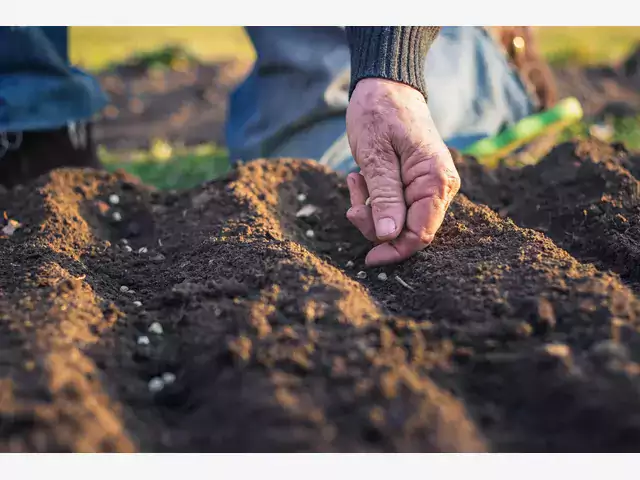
[461,97,584,168]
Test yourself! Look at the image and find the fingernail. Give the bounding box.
[376,217,396,238]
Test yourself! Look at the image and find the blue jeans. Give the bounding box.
[0,27,108,132]
[0,26,535,173]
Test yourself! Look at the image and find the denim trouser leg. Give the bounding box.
[226,26,536,174]
[0,26,108,133]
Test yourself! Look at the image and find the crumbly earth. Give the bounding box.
[2,140,640,452]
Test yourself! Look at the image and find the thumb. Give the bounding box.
[358,146,406,242]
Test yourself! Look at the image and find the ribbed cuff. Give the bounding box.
[345,26,441,102]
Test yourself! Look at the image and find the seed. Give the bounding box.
[137,335,150,346]
[161,372,176,385]
[296,205,318,218]
[112,212,122,222]
[377,272,388,281]
[365,197,371,206]
[133,301,142,307]
[297,193,307,202]
[120,238,129,245]
[357,271,367,279]
[124,245,133,252]
[138,247,148,254]
[148,377,164,393]
[346,261,354,268]
[108,194,120,205]
[148,322,164,335]
[151,253,166,262]
[127,290,136,294]
[120,286,129,292]
[305,229,315,238]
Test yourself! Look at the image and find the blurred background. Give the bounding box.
[70,27,640,189]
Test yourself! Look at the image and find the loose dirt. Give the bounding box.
[2,139,640,452]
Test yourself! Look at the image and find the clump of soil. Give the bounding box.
[2,140,640,452]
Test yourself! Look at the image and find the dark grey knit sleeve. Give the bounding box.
[345,26,441,101]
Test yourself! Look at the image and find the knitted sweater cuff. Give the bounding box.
[345,26,441,101]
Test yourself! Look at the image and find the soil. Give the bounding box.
[2,139,640,452]
[553,45,640,118]
[94,59,251,152]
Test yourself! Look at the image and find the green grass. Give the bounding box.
[537,27,640,67]
[101,143,230,190]
[70,27,254,71]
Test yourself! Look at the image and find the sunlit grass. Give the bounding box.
[101,143,230,190]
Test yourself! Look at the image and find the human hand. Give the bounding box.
[345,78,461,266]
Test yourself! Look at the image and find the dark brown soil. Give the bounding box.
[456,139,640,291]
[553,45,640,118]
[2,139,640,452]
[94,59,251,152]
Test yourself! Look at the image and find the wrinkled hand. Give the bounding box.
[345,78,461,266]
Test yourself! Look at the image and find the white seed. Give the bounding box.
[337,247,343,252]
[148,322,164,335]
[346,261,354,268]
[296,204,318,218]
[137,335,150,346]
[120,238,129,245]
[138,247,148,254]
[377,272,388,281]
[161,372,176,385]
[357,271,367,279]
[305,229,315,238]
[124,245,133,253]
[112,212,122,222]
[158,238,163,247]
[365,197,371,206]
[133,301,142,307]
[108,194,120,205]
[148,377,164,393]
[127,290,136,294]
[297,193,307,202]
[120,285,129,292]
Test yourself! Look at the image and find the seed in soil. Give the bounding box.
[305,229,315,238]
[346,261,354,268]
[137,336,150,346]
[297,193,307,202]
[365,197,371,206]
[357,271,367,279]
[1,219,21,236]
[296,205,318,218]
[148,322,164,335]
[108,194,120,205]
[120,238,129,245]
[112,212,122,222]
[161,372,176,385]
[138,247,148,254]
[150,254,165,262]
[394,275,415,291]
[120,286,129,293]
[377,272,388,281]
[148,377,164,393]
[133,301,142,307]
